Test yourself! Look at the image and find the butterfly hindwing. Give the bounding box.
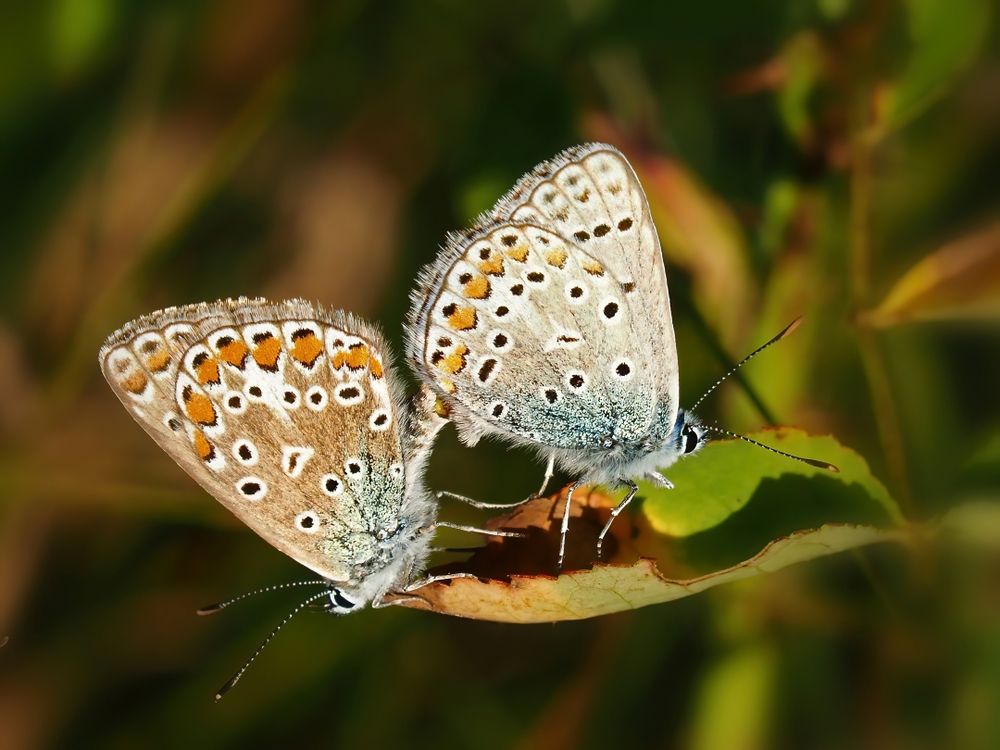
[100,298,408,582]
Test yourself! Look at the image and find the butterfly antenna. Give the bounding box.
[197,579,329,616]
[690,317,803,413]
[705,423,839,472]
[214,589,331,702]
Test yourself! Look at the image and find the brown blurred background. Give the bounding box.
[0,1,998,747]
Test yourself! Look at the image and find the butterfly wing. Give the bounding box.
[407,145,679,464]
[100,298,411,582]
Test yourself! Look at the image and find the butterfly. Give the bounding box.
[406,143,828,567]
[100,297,451,604]
[99,297,507,696]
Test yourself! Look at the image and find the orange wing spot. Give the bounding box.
[253,337,282,371]
[122,372,148,395]
[185,392,218,426]
[195,357,221,386]
[433,397,450,418]
[346,344,370,370]
[478,254,506,277]
[506,244,529,262]
[146,351,171,372]
[437,344,468,374]
[370,357,384,379]
[463,276,491,299]
[448,306,478,331]
[332,351,347,370]
[545,248,568,269]
[218,340,249,369]
[291,333,324,367]
[583,259,605,277]
[439,378,457,394]
[193,430,215,462]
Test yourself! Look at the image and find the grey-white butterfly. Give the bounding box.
[406,143,832,567]
[100,298,505,697]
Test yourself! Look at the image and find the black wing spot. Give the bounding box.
[478,359,497,382]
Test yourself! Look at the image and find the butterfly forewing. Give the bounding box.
[100,298,407,582]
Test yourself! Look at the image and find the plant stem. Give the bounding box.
[849,107,913,511]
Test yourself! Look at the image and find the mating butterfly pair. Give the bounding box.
[102,145,738,640]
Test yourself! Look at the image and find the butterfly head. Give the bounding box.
[674,409,708,457]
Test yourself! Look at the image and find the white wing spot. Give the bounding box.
[546,330,583,351]
[244,382,267,402]
[540,386,562,404]
[344,457,366,477]
[474,356,501,386]
[294,510,321,534]
[223,391,247,414]
[305,385,328,411]
[282,446,314,478]
[565,281,588,304]
[369,409,392,432]
[280,386,301,410]
[611,358,635,381]
[334,383,365,407]
[232,439,259,466]
[599,298,622,325]
[487,330,514,353]
[565,370,588,393]
[320,473,344,497]
[236,477,268,500]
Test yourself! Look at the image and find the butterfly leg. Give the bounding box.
[643,471,674,490]
[596,479,640,560]
[437,454,556,510]
[373,572,483,608]
[556,481,582,571]
[432,521,525,538]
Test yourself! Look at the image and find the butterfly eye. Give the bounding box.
[682,425,700,454]
[329,589,357,611]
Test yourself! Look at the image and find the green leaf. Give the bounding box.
[882,0,991,134]
[641,427,900,537]
[394,432,902,623]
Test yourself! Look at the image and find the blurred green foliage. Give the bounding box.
[0,0,998,748]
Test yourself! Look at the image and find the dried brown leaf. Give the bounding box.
[864,222,1000,326]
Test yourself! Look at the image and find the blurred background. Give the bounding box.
[1,0,998,747]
